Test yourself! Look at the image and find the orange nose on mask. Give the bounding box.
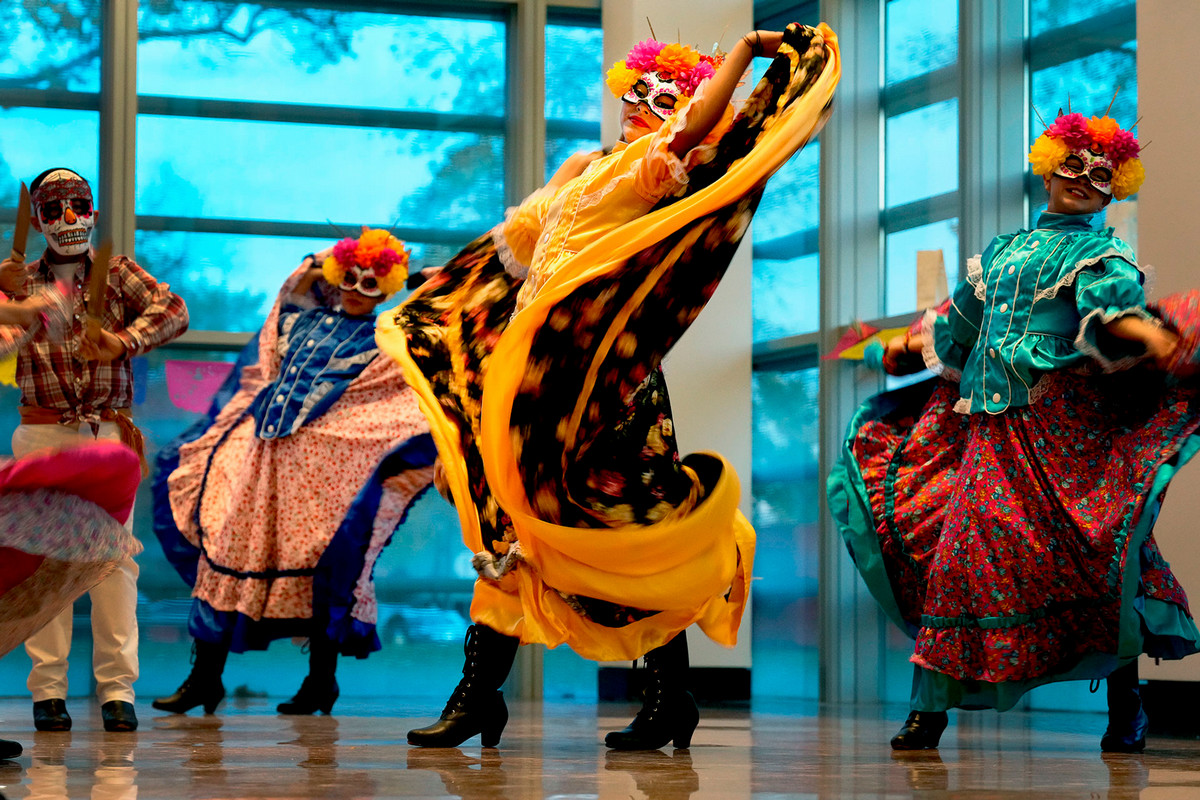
[64,206,77,224]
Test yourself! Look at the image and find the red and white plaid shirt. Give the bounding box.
[9,252,189,420]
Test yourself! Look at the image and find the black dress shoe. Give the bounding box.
[101,700,138,732]
[277,676,340,715]
[33,699,71,732]
[0,738,21,759]
[890,710,948,750]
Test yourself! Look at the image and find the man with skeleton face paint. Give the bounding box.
[151,229,434,718]
[8,167,189,734]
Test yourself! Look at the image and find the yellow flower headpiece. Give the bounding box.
[1028,111,1144,200]
[605,39,720,102]
[322,227,410,297]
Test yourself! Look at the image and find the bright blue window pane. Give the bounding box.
[135,117,504,229]
[885,99,958,208]
[1031,0,1134,38]
[1031,48,1137,139]
[546,24,602,122]
[545,24,603,184]
[885,218,960,316]
[0,108,100,262]
[753,142,819,341]
[754,254,818,343]
[751,366,819,699]
[756,143,819,244]
[885,0,957,85]
[0,0,102,91]
[137,7,505,112]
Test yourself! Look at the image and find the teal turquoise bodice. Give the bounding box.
[931,211,1149,414]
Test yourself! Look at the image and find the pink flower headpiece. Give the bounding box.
[1028,111,1144,200]
[605,39,721,103]
[321,227,410,297]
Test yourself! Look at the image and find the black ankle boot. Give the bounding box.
[279,631,340,715]
[407,624,520,748]
[1101,662,1148,753]
[605,631,700,750]
[152,639,228,715]
[890,710,949,750]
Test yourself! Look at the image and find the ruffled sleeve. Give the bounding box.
[926,261,986,380]
[1074,255,1154,371]
[495,186,559,279]
[625,79,733,205]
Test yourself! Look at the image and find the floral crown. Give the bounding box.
[605,39,721,102]
[322,227,410,296]
[1028,111,1144,200]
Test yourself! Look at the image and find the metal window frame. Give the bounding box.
[4,0,600,348]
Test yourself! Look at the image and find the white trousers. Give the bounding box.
[13,421,140,704]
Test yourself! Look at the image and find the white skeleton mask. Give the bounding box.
[31,170,95,258]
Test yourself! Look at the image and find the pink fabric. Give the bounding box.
[165,359,236,413]
[0,440,140,524]
[168,263,432,625]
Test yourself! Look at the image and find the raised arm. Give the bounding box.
[667,30,784,157]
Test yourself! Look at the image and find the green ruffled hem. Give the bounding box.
[826,380,936,639]
[829,377,1200,712]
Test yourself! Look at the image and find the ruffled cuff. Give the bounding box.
[1075,306,1157,372]
[492,220,530,280]
[921,309,962,382]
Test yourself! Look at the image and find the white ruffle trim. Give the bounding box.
[491,221,530,280]
[1032,252,1147,303]
[1074,305,1158,373]
[473,543,525,580]
[966,254,985,301]
[919,309,961,382]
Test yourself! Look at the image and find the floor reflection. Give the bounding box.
[605,748,700,799]
[0,699,1197,798]
[405,747,514,800]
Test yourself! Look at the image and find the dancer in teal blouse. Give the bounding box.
[831,109,1200,754]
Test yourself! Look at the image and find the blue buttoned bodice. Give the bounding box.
[251,304,379,438]
[932,211,1149,414]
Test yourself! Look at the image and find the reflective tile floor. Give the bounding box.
[0,697,1198,799]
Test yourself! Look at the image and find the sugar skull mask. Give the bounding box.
[1054,147,1115,196]
[621,71,682,120]
[31,170,95,258]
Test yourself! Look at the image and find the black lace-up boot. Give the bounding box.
[604,631,700,750]
[407,624,520,748]
[278,631,340,715]
[1101,661,1149,753]
[152,639,228,715]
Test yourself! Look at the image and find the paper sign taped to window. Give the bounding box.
[917,249,948,310]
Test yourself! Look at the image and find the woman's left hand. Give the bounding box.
[741,30,785,60]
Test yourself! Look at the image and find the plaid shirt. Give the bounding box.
[10,252,189,420]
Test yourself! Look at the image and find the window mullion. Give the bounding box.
[100,0,138,256]
[958,0,1027,279]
